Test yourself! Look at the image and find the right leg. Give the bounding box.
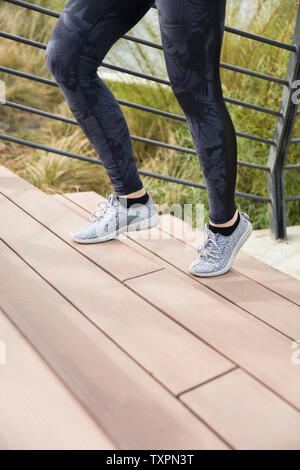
[45,0,153,196]
[156,0,238,225]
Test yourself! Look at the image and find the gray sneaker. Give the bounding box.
[188,211,253,277]
[71,194,159,244]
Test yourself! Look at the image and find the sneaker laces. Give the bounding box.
[89,194,117,222]
[198,225,224,262]
[197,212,249,262]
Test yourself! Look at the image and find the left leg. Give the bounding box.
[156,0,237,225]
[46,0,154,198]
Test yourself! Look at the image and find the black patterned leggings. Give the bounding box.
[46,0,237,224]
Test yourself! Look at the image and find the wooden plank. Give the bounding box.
[0,194,233,396]
[0,242,227,450]
[61,191,300,339]
[233,251,300,306]
[181,369,300,450]
[127,229,300,340]
[160,213,300,306]
[125,269,300,412]
[0,166,160,283]
[0,307,115,450]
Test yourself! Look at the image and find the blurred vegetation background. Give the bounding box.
[0,0,299,228]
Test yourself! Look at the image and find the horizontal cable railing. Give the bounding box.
[0,133,270,202]
[1,0,299,239]
[2,100,270,171]
[0,65,276,147]
[0,30,283,118]
[285,163,300,169]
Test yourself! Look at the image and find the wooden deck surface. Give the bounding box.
[0,165,300,450]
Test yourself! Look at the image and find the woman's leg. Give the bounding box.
[156,0,237,225]
[46,0,153,196]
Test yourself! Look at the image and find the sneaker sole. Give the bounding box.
[188,219,253,278]
[71,213,160,244]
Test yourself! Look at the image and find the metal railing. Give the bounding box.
[0,0,299,239]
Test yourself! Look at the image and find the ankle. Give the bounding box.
[117,192,149,209]
[208,211,240,237]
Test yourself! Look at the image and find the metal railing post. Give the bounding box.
[267,2,300,240]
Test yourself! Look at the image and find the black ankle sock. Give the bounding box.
[209,211,240,237]
[117,192,149,209]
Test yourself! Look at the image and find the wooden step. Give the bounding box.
[181,368,300,450]
[61,191,300,339]
[0,191,233,396]
[0,241,227,450]
[0,306,114,450]
[65,191,299,304]
[63,190,300,308]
